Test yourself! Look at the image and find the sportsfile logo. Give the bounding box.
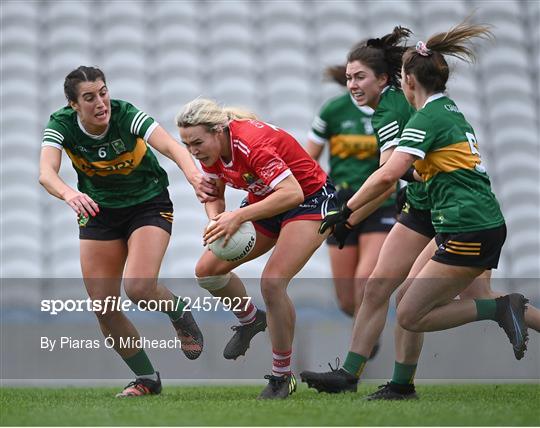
[40,296,252,315]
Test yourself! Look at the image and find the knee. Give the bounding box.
[124,278,155,303]
[195,256,231,278]
[363,278,395,307]
[396,306,422,332]
[93,305,124,324]
[260,275,288,306]
[196,273,231,292]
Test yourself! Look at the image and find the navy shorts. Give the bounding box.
[432,224,507,269]
[327,205,397,247]
[240,180,337,239]
[78,189,173,240]
[397,202,436,239]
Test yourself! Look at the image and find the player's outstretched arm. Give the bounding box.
[147,125,217,202]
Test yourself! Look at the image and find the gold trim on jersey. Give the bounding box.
[413,141,480,181]
[66,138,147,177]
[329,134,378,160]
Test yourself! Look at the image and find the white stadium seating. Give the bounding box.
[1,0,538,282]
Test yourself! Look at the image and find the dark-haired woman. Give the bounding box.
[39,66,214,397]
[303,22,534,399]
[301,27,436,398]
[306,64,396,328]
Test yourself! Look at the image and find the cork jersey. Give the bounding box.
[42,99,168,208]
[309,93,395,207]
[372,86,430,210]
[395,94,505,232]
[202,119,327,204]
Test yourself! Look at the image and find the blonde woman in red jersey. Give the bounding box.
[176,98,337,399]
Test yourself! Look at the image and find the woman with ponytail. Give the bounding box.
[176,98,337,399]
[301,23,538,399]
[301,26,435,399]
[305,61,396,333]
[303,20,536,399]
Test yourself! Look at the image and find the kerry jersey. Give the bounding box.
[309,93,395,207]
[372,86,430,210]
[42,99,168,208]
[395,94,505,232]
[202,119,327,204]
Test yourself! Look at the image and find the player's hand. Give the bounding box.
[191,173,218,203]
[319,202,352,235]
[203,211,241,246]
[332,221,354,250]
[396,186,407,214]
[63,189,99,218]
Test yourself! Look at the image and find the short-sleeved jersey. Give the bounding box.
[42,99,168,208]
[309,93,394,207]
[202,119,327,205]
[371,86,430,210]
[395,94,505,232]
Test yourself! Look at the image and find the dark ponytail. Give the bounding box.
[347,26,412,87]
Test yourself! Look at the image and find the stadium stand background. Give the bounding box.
[1,1,539,382]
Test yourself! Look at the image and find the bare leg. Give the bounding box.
[80,239,139,358]
[397,261,484,332]
[350,223,430,357]
[328,245,357,317]
[353,232,388,316]
[261,221,327,351]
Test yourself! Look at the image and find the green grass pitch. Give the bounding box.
[1,383,538,426]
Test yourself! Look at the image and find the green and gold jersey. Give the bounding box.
[395,93,505,232]
[42,99,168,208]
[371,86,429,210]
[309,93,382,191]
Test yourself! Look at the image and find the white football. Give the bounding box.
[207,221,256,262]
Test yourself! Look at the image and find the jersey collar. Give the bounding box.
[421,92,445,109]
[349,93,374,116]
[77,115,109,140]
[220,125,235,168]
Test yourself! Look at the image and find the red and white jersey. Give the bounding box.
[201,119,327,204]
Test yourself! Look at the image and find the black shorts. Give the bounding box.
[326,205,397,247]
[78,189,173,240]
[432,224,507,269]
[241,179,337,239]
[397,203,436,239]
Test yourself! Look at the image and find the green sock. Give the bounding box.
[391,361,417,385]
[343,351,368,378]
[163,294,186,322]
[124,349,155,376]
[475,299,497,321]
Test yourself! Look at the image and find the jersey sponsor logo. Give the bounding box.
[65,137,147,177]
[260,159,286,181]
[219,174,274,197]
[329,135,378,159]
